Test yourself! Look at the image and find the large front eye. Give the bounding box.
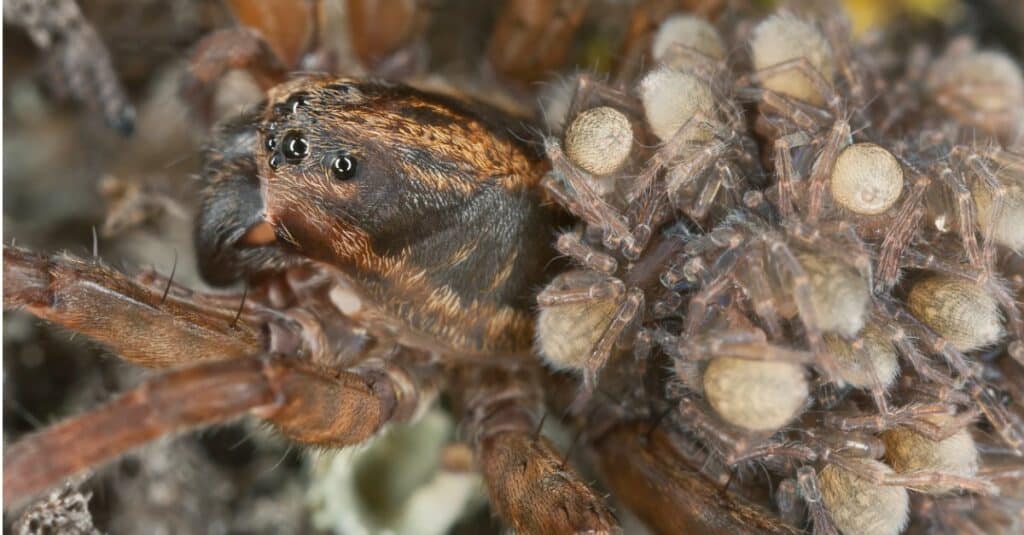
[282,131,309,161]
[331,152,358,180]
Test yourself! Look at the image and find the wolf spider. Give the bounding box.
[4,70,619,535]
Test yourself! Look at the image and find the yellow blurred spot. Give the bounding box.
[843,0,959,36]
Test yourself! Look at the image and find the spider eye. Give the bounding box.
[265,136,277,151]
[282,132,309,161]
[286,92,309,114]
[269,152,283,170]
[331,153,357,180]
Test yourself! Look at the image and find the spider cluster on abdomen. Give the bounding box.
[4,2,1024,534]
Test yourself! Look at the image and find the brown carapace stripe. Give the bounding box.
[254,77,557,356]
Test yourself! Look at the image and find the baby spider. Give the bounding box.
[627,17,760,234]
[755,424,995,535]
[661,211,874,382]
[924,38,1024,143]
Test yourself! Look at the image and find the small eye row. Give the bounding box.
[265,131,358,181]
[263,91,357,180]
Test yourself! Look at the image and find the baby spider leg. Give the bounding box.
[674,395,767,464]
[4,352,441,508]
[739,253,786,338]
[536,271,625,307]
[664,140,750,222]
[829,455,997,495]
[887,321,958,387]
[966,381,1024,454]
[562,72,642,121]
[875,172,929,292]
[771,130,815,218]
[934,164,986,267]
[953,146,1013,267]
[450,364,618,533]
[825,402,975,441]
[803,118,853,221]
[760,230,843,381]
[742,56,844,116]
[681,248,742,336]
[543,139,633,250]
[795,466,841,535]
[666,329,817,367]
[555,230,618,274]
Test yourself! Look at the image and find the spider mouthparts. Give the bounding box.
[239,221,277,246]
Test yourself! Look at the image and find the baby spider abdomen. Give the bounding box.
[651,14,726,67]
[824,322,899,390]
[830,143,904,216]
[750,13,835,106]
[928,48,1024,136]
[972,176,1024,252]
[702,356,808,432]
[535,271,620,372]
[564,106,633,176]
[798,253,870,337]
[639,66,716,143]
[882,413,980,494]
[819,460,910,535]
[907,275,1004,352]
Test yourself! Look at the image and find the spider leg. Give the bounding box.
[555,231,618,274]
[592,421,802,535]
[181,27,288,121]
[740,87,830,132]
[772,130,814,218]
[937,166,983,267]
[805,118,851,221]
[741,254,785,338]
[796,467,841,535]
[664,328,815,367]
[743,57,843,115]
[451,364,618,533]
[582,287,644,391]
[825,402,965,439]
[959,150,1009,269]
[830,456,997,495]
[536,273,625,306]
[876,173,929,292]
[4,246,264,367]
[542,141,633,250]
[762,234,840,381]
[563,71,641,121]
[4,353,440,508]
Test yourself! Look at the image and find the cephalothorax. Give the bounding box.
[197,76,561,357]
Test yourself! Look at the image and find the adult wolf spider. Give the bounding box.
[3,75,620,534]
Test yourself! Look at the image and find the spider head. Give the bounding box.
[197,77,561,354]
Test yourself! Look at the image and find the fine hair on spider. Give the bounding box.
[629,18,761,230]
[659,210,874,381]
[745,420,996,535]
[7,2,1024,533]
